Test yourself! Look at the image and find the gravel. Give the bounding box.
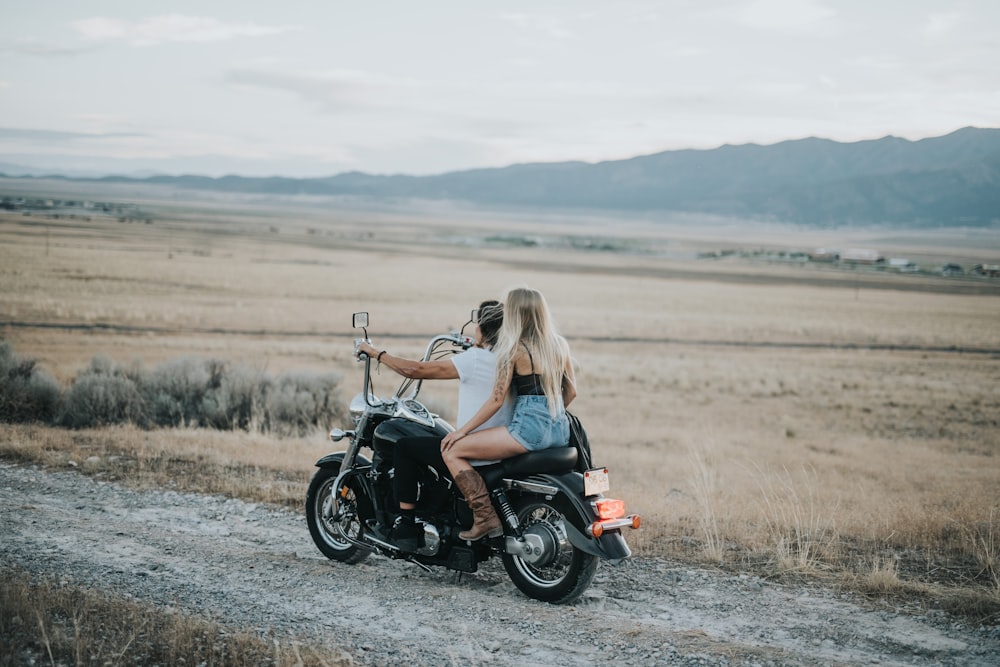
[2,462,997,666]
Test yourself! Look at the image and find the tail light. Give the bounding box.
[588,497,641,537]
[595,498,626,520]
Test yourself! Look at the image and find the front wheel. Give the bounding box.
[306,464,369,564]
[501,496,599,604]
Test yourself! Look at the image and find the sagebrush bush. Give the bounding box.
[0,342,344,436]
[0,341,63,423]
[200,364,269,432]
[146,357,221,427]
[61,354,147,428]
[265,370,343,436]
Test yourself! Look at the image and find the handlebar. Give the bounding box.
[354,338,371,362]
[352,332,473,406]
[404,332,473,399]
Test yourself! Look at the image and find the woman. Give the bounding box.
[441,286,577,541]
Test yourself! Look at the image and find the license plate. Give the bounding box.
[584,467,610,495]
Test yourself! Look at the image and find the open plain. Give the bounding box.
[2,177,1000,664]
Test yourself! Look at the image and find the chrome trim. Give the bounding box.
[415,522,440,556]
[586,515,640,537]
[503,534,549,565]
[365,533,400,552]
[506,479,560,496]
[329,428,353,442]
[394,398,437,428]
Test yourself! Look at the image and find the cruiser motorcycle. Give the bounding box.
[305,311,640,604]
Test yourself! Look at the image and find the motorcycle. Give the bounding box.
[305,311,640,604]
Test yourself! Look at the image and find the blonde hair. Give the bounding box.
[494,287,570,416]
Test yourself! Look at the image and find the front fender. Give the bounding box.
[314,451,377,522]
[516,471,632,561]
[315,451,372,469]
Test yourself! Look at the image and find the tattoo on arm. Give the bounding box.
[492,365,512,403]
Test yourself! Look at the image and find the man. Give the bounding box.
[355,300,513,550]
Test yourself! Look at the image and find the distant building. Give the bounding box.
[888,258,918,272]
[809,248,839,262]
[840,248,884,265]
[972,264,1000,277]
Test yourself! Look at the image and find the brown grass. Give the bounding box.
[0,424,318,509]
[0,567,348,667]
[2,179,1000,622]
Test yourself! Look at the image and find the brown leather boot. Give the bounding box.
[453,470,502,541]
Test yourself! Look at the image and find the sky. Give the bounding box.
[1,1,998,178]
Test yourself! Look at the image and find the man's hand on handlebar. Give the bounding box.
[355,339,376,361]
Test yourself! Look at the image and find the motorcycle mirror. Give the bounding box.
[353,312,369,329]
[462,309,477,335]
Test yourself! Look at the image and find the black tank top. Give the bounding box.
[512,343,545,396]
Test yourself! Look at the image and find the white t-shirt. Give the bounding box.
[449,346,514,431]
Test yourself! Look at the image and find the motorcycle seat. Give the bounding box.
[479,446,578,487]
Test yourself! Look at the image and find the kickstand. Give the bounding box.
[406,556,432,573]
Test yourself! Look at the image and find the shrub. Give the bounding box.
[145,357,222,427]
[61,355,147,428]
[201,363,269,432]
[0,341,64,423]
[264,370,343,436]
[1,342,344,437]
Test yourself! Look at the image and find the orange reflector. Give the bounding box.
[590,522,604,538]
[595,498,626,520]
[339,486,351,499]
[631,514,642,529]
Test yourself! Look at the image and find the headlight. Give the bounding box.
[349,392,374,420]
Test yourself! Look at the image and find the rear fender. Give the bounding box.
[563,520,632,561]
[508,471,632,561]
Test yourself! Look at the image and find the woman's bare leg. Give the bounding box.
[442,427,526,540]
[441,426,527,478]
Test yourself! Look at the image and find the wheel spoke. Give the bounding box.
[512,504,573,586]
[306,465,370,564]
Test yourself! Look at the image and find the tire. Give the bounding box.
[501,495,599,604]
[305,464,370,564]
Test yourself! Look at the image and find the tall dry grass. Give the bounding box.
[0,424,321,508]
[1,567,348,667]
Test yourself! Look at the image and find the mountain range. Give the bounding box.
[4,127,999,227]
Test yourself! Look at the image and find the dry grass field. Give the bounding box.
[2,177,1000,619]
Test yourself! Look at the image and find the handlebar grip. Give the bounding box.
[354,338,372,362]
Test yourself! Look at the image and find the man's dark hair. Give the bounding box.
[477,299,503,348]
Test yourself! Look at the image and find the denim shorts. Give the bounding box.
[507,395,570,451]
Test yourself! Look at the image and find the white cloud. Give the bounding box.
[224,67,419,114]
[923,12,961,36]
[498,12,575,40]
[6,37,94,57]
[727,0,836,31]
[73,14,301,47]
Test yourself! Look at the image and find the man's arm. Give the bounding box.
[380,352,459,380]
[356,342,459,380]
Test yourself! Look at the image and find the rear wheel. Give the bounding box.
[306,465,369,564]
[501,496,598,604]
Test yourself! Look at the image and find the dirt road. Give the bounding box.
[2,463,996,666]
